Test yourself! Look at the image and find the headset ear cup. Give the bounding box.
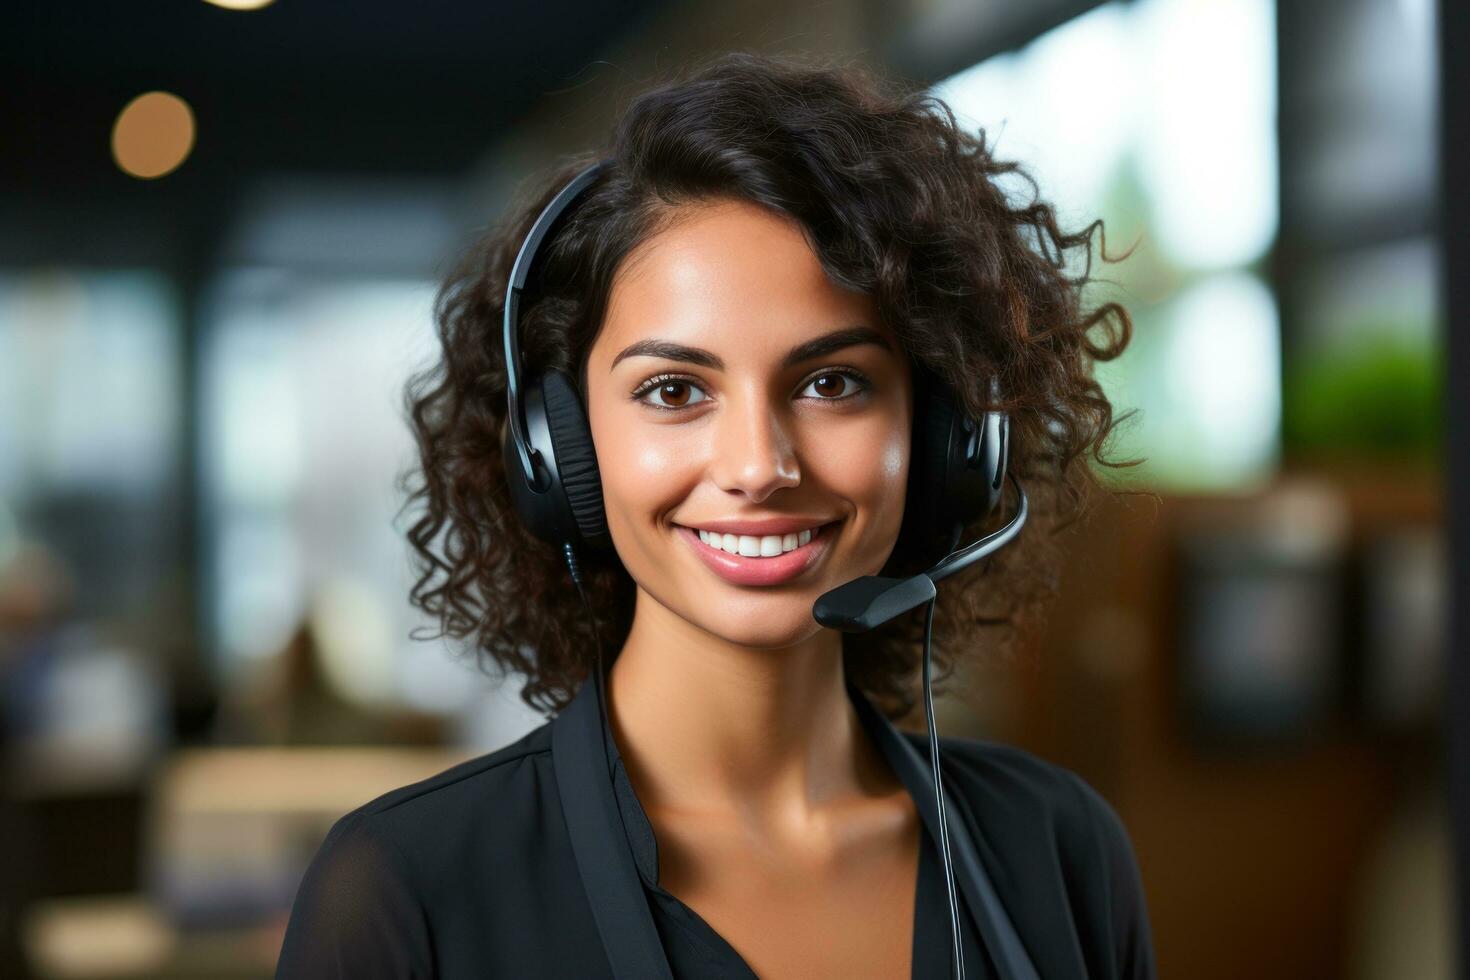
[920,384,964,539]
[540,369,611,549]
[502,379,561,547]
[894,372,1009,569]
[954,402,1006,526]
[890,379,955,567]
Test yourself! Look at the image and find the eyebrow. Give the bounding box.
[609,325,894,373]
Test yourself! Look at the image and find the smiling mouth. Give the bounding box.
[674,520,840,587]
[677,520,839,558]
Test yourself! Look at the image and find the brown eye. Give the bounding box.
[811,374,848,398]
[633,375,710,411]
[801,370,870,401]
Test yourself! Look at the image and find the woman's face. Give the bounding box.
[584,197,914,649]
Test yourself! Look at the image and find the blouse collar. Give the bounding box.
[549,662,1039,980]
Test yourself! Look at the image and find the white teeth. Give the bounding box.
[695,525,822,557]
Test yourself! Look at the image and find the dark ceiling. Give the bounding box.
[2,0,667,216]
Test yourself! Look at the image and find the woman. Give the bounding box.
[276,51,1152,979]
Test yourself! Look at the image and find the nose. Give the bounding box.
[707,390,800,504]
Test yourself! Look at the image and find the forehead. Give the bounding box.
[594,198,894,364]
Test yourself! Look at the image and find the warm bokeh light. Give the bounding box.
[201,0,277,9]
[111,91,196,180]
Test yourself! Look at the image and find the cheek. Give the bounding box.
[589,408,698,527]
[809,418,909,521]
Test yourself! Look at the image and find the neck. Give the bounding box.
[606,586,884,827]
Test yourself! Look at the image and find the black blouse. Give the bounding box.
[275,673,1155,979]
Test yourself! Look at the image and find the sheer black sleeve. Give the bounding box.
[275,809,434,979]
[1066,772,1158,980]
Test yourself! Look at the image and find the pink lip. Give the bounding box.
[677,522,836,587]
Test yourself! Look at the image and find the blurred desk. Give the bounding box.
[152,745,479,817]
[149,745,478,927]
[22,746,476,980]
[23,894,278,980]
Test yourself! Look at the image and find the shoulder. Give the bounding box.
[276,721,557,977]
[337,719,557,864]
[902,731,1157,979]
[355,718,554,821]
[915,732,1130,855]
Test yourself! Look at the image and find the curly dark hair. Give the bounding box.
[399,50,1141,720]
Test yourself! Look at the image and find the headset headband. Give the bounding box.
[504,159,610,493]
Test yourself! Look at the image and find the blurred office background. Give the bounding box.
[0,0,1457,976]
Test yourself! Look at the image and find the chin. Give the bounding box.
[687,603,832,650]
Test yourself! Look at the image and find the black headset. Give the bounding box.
[502,158,1025,580]
[501,157,1034,980]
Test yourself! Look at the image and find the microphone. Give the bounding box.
[813,471,1029,632]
